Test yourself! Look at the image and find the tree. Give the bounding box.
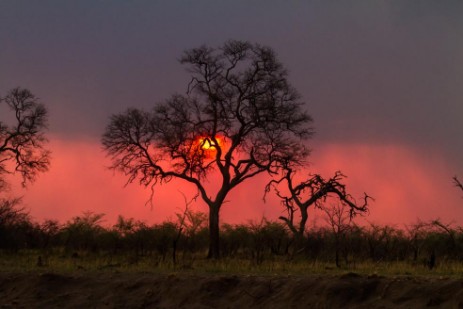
[0,88,50,188]
[321,202,353,267]
[0,197,29,228]
[102,40,313,258]
[265,169,370,239]
[406,219,430,262]
[63,211,106,252]
[0,197,34,250]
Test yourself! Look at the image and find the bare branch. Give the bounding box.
[0,88,50,187]
[102,41,313,259]
[266,168,371,236]
[0,197,29,227]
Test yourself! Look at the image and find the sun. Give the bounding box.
[199,138,214,150]
[193,136,224,157]
[199,137,223,150]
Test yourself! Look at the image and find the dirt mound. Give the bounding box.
[1,272,463,308]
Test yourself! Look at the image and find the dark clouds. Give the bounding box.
[1,1,462,224]
[1,1,461,162]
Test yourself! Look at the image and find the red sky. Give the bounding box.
[6,136,460,228]
[1,2,462,228]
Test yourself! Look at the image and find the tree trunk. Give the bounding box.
[207,204,220,259]
[285,208,308,257]
[298,208,308,236]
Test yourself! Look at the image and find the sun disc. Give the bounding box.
[201,138,213,150]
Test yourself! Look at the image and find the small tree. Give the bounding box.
[266,168,370,239]
[0,197,34,250]
[63,212,106,252]
[0,88,50,188]
[102,40,313,258]
[406,219,430,262]
[172,192,206,265]
[321,203,353,267]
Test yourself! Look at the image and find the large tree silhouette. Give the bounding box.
[102,40,313,258]
[0,88,50,189]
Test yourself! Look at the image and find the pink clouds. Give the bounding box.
[309,143,462,225]
[8,137,462,228]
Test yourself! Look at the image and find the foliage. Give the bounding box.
[2,201,463,274]
[0,197,37,251]
[0,88,50,187]
[102,40,313,258]
[266,169,371,237]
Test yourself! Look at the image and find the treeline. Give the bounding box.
[1,198,461,268]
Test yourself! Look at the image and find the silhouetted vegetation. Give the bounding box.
[266,169,370,240]
[102,40,313,259]
[0,88,50,188]
[1,198,463,273]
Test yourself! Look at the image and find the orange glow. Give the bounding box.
[11,137,463,227]
[192,136,224,159]
[197,137,221,150]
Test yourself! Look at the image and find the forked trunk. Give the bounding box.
[207,204,220,259]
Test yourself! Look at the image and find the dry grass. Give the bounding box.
[1,250,462,279]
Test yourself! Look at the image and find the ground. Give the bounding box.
[1,271,463,308]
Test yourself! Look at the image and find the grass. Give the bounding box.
[1,249,463,279]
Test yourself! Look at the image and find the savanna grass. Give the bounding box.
[2,250,463,279]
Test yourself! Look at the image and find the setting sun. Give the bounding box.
[197,136,223,151]
[199,138,213,150]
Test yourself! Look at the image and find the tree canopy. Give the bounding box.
[0,88,50,189]
[102,40,313,258]
[266,168,370,238]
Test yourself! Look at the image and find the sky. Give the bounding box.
[1,1,462,227]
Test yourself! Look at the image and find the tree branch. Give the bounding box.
[0,88,50,187]
[453,176,463,193]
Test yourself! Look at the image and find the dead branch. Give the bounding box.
[266,167,371,237]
